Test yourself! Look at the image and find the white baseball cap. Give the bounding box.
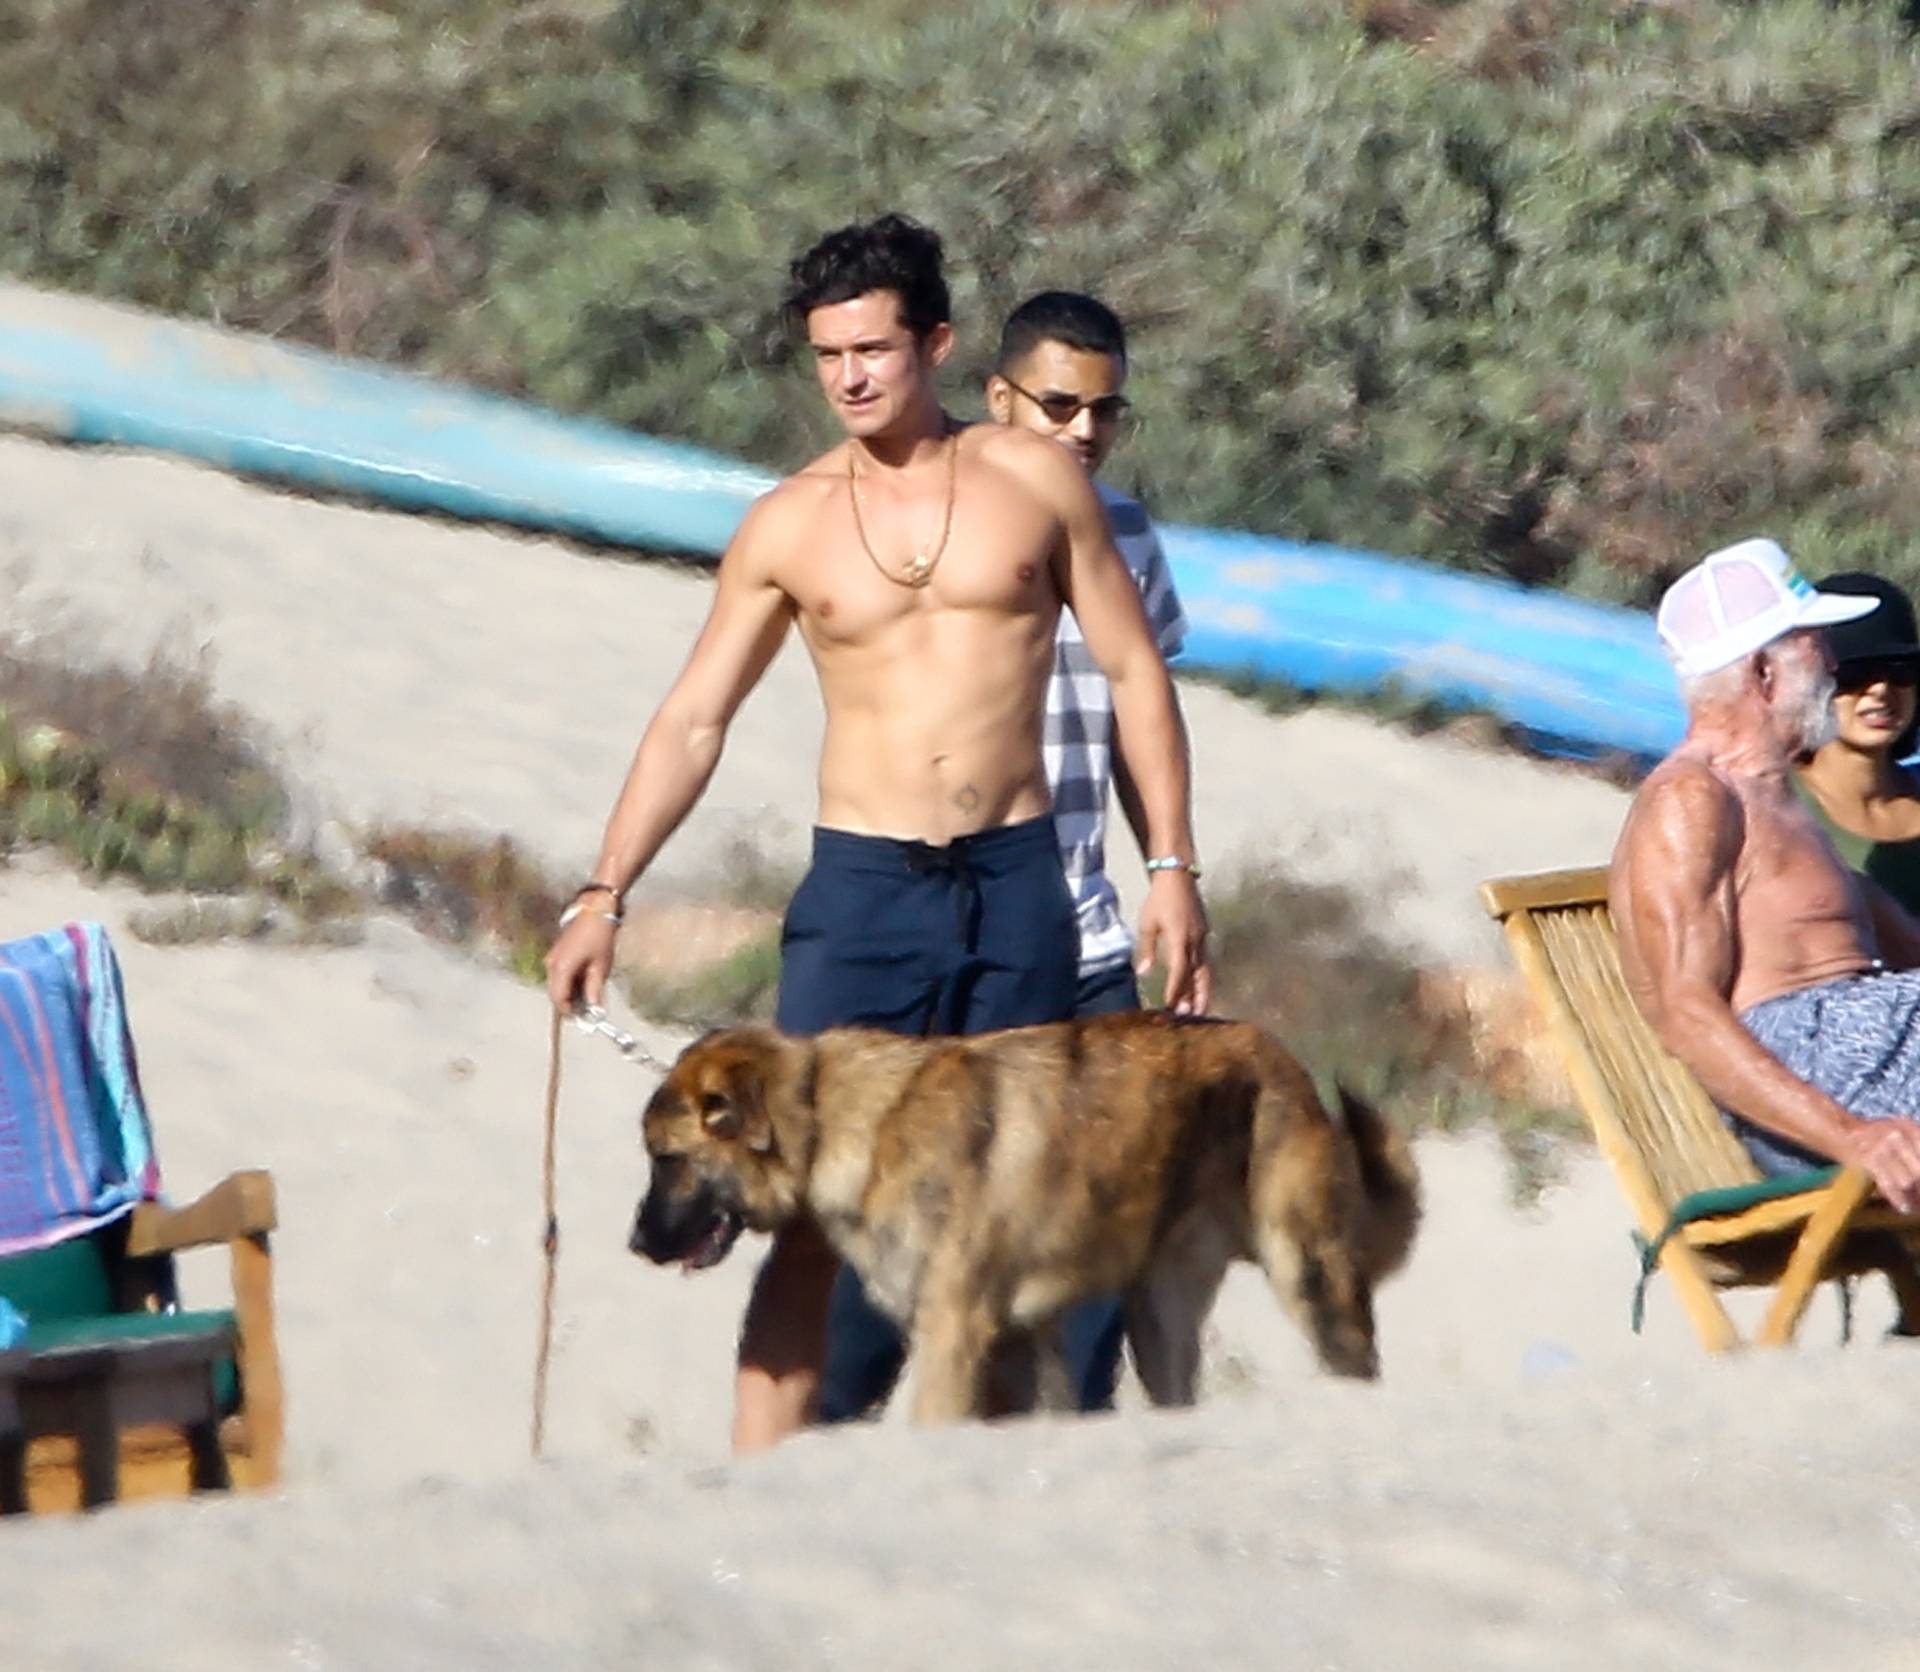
[1655,537,1878,680]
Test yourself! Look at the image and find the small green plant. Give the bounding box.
[621,932,783,1029]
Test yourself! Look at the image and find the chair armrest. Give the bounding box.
[125,1171,277,1256]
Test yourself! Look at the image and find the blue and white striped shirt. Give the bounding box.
[1044,483,1187,974]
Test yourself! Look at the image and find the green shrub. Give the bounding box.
[6,0,1920,598]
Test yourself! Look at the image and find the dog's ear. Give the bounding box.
[700,1046,775,1155]
[734,1066,775,1156]
[699,1090,742,1142]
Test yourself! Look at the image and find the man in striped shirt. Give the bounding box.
[987,291,1195,1409]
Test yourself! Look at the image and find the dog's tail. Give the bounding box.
[1337,1087,1421,1282]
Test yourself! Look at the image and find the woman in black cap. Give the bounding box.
[1794,571,1920,913]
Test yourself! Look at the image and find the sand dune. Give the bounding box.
[2,434,1913,1669]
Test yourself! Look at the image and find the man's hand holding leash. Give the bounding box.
[545,882,624,1013]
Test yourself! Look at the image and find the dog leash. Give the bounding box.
[532,1005,564,1459]
[530,1001,674,1459]
[572,1003,675,1074]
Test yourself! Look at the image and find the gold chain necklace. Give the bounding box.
[847,424,959,590]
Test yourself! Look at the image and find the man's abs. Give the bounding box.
[812,636,1056,842]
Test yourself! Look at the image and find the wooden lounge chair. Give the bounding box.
[1481,866,1920,1351]
[0,1169,281,1514]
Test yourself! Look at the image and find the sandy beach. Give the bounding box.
[2,431,1916,1668]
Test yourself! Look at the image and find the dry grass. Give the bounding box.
[361,826,566,983]
[0,635,284,832]
[0,626,356,919]
[359,824,788,1012]
[0,622,588,976]
[1204,863,1584,1196]
[128,896,366,949]
[0,625,584,977]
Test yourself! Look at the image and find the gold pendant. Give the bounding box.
[903,552,933,587]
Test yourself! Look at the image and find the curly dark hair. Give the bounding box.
[786,213,950,339]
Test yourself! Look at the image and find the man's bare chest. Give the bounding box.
[1735,782,1862,930]
[783,482,1060,645]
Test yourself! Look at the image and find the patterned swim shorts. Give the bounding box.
[1736,969,1920,1174]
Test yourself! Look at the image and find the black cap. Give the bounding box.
[1819,572,1920,666]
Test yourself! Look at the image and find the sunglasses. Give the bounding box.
[1001,376,1132,427]
[1836,657,1920,693]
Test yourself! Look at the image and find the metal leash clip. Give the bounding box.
[571,1003,674,1074]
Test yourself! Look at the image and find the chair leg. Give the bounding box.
[0,1434,25,1515]
[71,1380,120,1510]
[186,1418,230,1493]
[1759,1170,1874,1348]
[1881,1236,1920,1336]
[230,1232,283,1486]
[1660,1240,1744,1353]
[179,1356,231,1493]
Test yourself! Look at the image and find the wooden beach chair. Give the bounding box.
[0,921,283,1514]
[0,1169,282,1513]
[1480,866,1920,1351]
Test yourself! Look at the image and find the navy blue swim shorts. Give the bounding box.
[774,815,1079,1037]
[773,816,1079,1422]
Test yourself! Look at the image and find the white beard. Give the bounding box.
[1782,667,1839,756]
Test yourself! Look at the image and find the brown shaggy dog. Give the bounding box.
[630,1011,1420,1423]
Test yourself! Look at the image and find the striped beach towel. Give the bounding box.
[0,922,162,1256]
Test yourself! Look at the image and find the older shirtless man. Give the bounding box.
[1611,537,1920,1214]
[544,214,1209,1450]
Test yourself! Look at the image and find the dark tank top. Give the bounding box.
[1792,769,1920,916]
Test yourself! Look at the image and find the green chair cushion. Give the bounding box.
[2,1233,245,1420]
[15,1309,240,1415]
[0,1235,116,1321]
[1631,1166,1842,1331]
[1661,1167,1843,1229]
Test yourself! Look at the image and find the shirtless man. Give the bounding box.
[543,214,1210,1451]
[1610,536,1920,1212]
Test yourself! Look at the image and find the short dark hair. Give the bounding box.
[786,214,950,339]
[996,291,1128,373]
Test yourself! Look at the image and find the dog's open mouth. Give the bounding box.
[680,1207,744,1272]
